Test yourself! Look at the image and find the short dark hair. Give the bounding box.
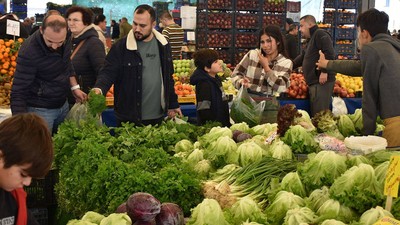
[94,14,106,25]
[300,15,316,25]
[260,25,288,58]
[42,15,67,32]
[288,24,297,32]
[193,49,219,70]
[66,6,94,26]
[160,10,173,20]
[134,4,156,22]
[357,8,389,37]
[0,113,53,178]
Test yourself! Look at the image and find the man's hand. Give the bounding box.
[319,72,328,84]
[168,108,183,118]
[72,89,87,103]
[316,50,329,69]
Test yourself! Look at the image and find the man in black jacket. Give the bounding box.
[10,14,87,134]
[94,4,181,126]
[293,15,336,116]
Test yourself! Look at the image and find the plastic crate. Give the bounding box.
[338,0,357,9]
[106,97,113,107]
[29,208,48,225]
[235,32,259,48]
[335,27,356,39]
[178,95,196,104]
[324,0,336,8]
[236,0,259,11]
[323,11,335,24]
[336,11,356,24]
[25,169,58,208]
[320,27,333,36]
[295,154,308,162]
[335,43,355,55]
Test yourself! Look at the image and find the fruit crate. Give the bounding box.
[215,48,234,65]
[198,31,233,48]
[324,0,336,8]
[207,0,233,10]
[338,0,357,9]
[336,11,356,24]
[29,208,48,225]
[335,27,356,39]
[236,0,260,11]
[335,43,355,55]
[178,95,196,104]
[234,49,251,65]
[25,169,58,208]
[236,13,260,29]
[262,14,284,27]
[106,97,114,107]
[207,12,233,29]
[235,32,259,48]
[323,10,335,24]
[263,0,285,12]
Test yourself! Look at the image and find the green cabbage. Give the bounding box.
[81,211,105,224]
[346,154,372,167]
[250,123,277,136]
[349,108,363,134]
[298,151,347,192]
[99,213,131,225]
[329,163,384,214]
[205,136,238,168]
[281,125,319,154]
[187,198,230,225]
[226,196,267,225]
[174,139,194,153]
[186,149,204,164]
[337,114,357,137]
[199,126,233,148]
[280,172,306,197]
[305,186,330,212]
[320,219,346,225]
[230,122,250,133]
[193,159,213,177]
[237,142,263,167]
[374,161,389,191]
[269,139,293,160]
[358,206,393,225]
[283,207,318,225]
[241,220,264,225]
[266,191,305,225]
[316,199,357,223]
[67,220,97,225]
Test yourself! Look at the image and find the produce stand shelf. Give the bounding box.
[178,95,196,104]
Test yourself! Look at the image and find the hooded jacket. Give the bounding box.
[190,68,230,127]
[71,25,106,94]
[360,33,400,135]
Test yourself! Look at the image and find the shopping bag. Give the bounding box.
[332,96,348,116]
[230,86,266,127]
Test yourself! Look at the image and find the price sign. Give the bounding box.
[373,216,400,225]
[384,155,400,197]
[6,19,20,37]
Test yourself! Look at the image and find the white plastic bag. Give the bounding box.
[332,96,347,116]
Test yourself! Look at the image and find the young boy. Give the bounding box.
[190,49,231,127]
[0,113,54,225]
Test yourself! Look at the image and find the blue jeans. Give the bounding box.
[28,101,69,135]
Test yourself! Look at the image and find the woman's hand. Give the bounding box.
[257,51,271,72]
[240,77,251,88]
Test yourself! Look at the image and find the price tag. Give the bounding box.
[373,216,400,225]
[265,131,278,144]
[6,19,20,37]
[384,155,400,197]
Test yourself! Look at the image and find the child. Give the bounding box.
[190,49,231,127]
[0,113,54,225]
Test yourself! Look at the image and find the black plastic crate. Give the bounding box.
[29,208,48,225]
[335,43,355,55]
[338,0,357,9]
[324,0,336,8]
[335,27,356,39]
[323,10,335,24]
[25,169,58,208]
[336,11,356,24]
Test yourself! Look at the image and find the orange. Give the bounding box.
[17,38,23,43]
[11,61,16,67]
[2,63,9,69]
[0,39,4,45]
[0,69,7,74]
[10,55,16,61]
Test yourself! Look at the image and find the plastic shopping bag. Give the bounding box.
[230,86,266,127]
[332,96,348,116]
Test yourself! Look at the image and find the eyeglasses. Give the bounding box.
[68,18,82,23]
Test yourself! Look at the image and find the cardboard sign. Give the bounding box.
[6,19,20,36]
[373,216,400,225]
[384,155,400,197]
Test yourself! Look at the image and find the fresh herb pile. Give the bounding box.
[53,119,217,217]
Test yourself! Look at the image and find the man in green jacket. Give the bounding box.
[119,17,131,39]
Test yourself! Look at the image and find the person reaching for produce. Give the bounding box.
[316,50,361,76]
[0,113,54,225]
[190,49,231,127]
[231,25,293,97]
